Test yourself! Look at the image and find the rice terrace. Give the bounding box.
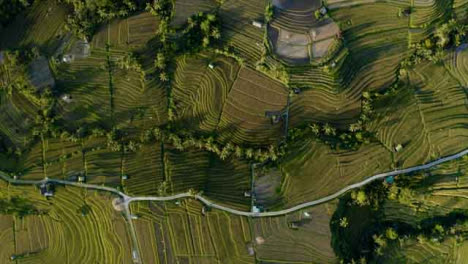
[0,0,467,263]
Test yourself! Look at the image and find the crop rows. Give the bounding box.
[253,203,338,263]
[92,12,160,50]
[219,0,266,65]
[218,67,289,145]
[172,53,240,132]
[411,0,451,28]
[0,0,68,54]
[0,183,133,264]
[167,148,251,210]
[171,0,217,27]
[280,139,392,207]
[131,200,254,264]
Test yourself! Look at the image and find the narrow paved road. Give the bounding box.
[0,148,467,263]
[1,148,467,217]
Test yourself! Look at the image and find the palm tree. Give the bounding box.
[155,53,166,70]
[349,122,362,132]
[309,124,321,135]
[323,123,336,136]
[234,145,243,158]
[159,72,168,82]
[245,148,253,159]
[211,28,221,39]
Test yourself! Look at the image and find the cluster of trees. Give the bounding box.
[140,127,283,162]
[288,120,373,151]
[145,0,172,20]
[0,0,33,29]
[116,52,143,72]
[333,170,468,263]
[0,197,40,218]
[401,19,467,67]
[287,86,389,152]
[106,128,141,153]
[62,0,147,39]
[177,12,221,53]
[0,50,35,98]
[265,2,274,23]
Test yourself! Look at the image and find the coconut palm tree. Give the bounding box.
[323,123,336,136]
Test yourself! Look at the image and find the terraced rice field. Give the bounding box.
[125,143,165,196]
[219,0,266,65]
[166,148,251,210]
[172,53,240,132]
[171,0,217,27]
[0,182,133,264]
[92,12,160,50]
[453,0,468,20]
[130,199,254,264]
[410,0,451,28]
[369,59,468,169]
[0,0,68,55]
[253,202,338,263]
[217,67,289,145]
[374,158,468,263]
[0,91,38,150]
[280,139,393,207]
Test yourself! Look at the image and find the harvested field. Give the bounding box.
[310,19,340,42]
[217,67,289,145]
[312,38,336,58]
[253,168,283,209]
[273,0,321,10]
[269,1,339,63]
[28,56,55,90]
[253,202,338,263]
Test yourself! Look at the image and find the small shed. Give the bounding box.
[385,176,395,185]
[122,174,129,180]
[208,63,215,69]
[40,183,54,197]
[78,175,86,183]
[252,20,263,29]
[288,221,300,229]
[395,144,403,152]
[131,214,139,220]
[62,54,74,63]
[319,7,327,15]
[244,191,252,198]
[252,205,261,213]
[61,94,72,103]
[293,88,301,94]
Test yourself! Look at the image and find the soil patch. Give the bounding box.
[28,56,55,90]
[312,38,335,58]
[273,0,321,10]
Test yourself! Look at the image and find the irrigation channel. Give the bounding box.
[0,148,467,263]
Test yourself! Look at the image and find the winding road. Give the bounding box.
[1,148,467,263]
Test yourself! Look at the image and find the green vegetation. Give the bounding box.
[331,157,468,263]
[0,0,467,263]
